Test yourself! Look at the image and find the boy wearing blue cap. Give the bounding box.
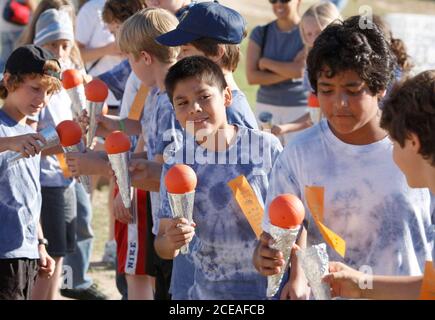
[0,45,59,299]
[157,0,259,131]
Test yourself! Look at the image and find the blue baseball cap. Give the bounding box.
[156,1,247,46]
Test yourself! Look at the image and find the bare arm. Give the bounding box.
[323,261,423,300]
[77,41,120,64]
[259,49,306,79]
[245,40,289,86]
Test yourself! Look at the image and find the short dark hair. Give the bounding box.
[307,15,396,95]
[381,70,435,166]
[102,0,147,24]
[165,56,228,104]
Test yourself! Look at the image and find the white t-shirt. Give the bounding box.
[263,119,433,277]
[119,72,141,119]
[75,0,123,105]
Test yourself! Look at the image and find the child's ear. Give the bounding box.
[378,89,387,99]
[140,51,153,65]
[2,72,11,88]
[408,132,421,154]
[223,87,232,108]
[210,45,225,65]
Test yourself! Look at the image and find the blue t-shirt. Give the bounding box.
[250,22,307,107]
[98,59,132,101]
[0,109,41,259]
[263,120,433,276]
[228,90,258,129]
[158,126,283,299]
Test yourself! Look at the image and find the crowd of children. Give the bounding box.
[0,0,433,301]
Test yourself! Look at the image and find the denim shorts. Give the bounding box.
[40,185,77,257]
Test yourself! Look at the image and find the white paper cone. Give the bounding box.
[168,191,195,254]
[108,152,131,209]
[8,126,60,163]
[63,141,92,194]
[86,101,104,148]
[296,243,331,300]
[267,225,300,297]
[66,85,87,119]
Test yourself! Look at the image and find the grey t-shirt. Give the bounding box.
[250,22,307,107]
[0,109,41,259]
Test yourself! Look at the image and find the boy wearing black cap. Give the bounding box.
[157,0,259,131]
[0,45,60,299]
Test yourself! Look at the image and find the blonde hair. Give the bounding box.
[300,1,342,46]
[17,0,84,68]
[118,8,179,64]
[0,60,62,99]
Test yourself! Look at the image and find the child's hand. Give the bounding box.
[252,232,285,276]
[322,261,363,299]
[38,245,56,278]
[113,192,133,224]
[96,114,119,133]
[8,133,47,158]
[77,109,90,134]
[271,124,284,136]
[66,150,110,176]
[164,217,196,252]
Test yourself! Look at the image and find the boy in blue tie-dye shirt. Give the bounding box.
[253,16,433,300]
[155,56,283,299]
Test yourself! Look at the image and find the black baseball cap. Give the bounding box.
[4,45,61,79]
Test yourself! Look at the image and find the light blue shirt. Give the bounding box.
[227,90,258,129]
[0,109,41,259]
[263,119,433,276]
[250,22,307,107]
[158,126,283,299]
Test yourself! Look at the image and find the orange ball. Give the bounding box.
[62,69,83,89]
[56,120,83,147]
[269,194,305,229]
[104,131,131,154]
[165,164,197,194]
[85,79,109,102]
[308,93,320,108]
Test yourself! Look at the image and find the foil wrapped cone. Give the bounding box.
[267,225,300,297]
[63,141,92,194]
[86,101,104,148]
[66,85,87,119]
[168,191,195,254]
[108,152,131,209]
[8,126,60,163]
[296,243,331,300]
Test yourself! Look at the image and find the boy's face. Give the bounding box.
[127,52,155,87]
[145,0,185,14]
[317,68,381,137]
[179,44,205,60]
[41,39,72,64]
[107,21,122,39]
[391,136,424,188]
[172,76,232,138]
[5,74,52,117]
